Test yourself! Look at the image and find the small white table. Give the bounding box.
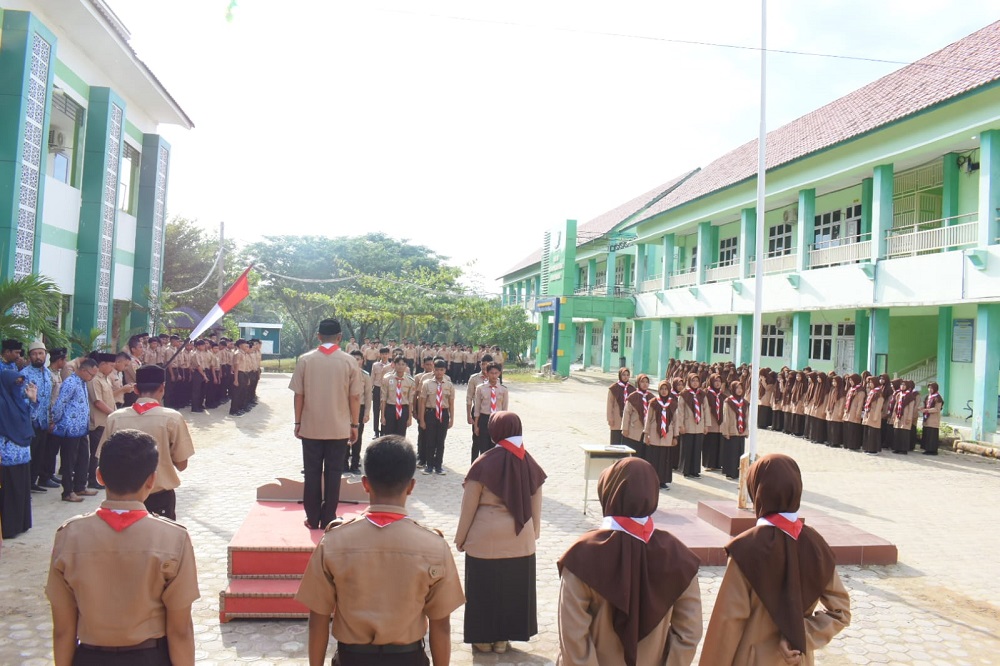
[580,443,635,513]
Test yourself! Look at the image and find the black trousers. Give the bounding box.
[609,429,623,445]
[55,434,89,497]
[450,363,462,384]
[249,370,260,400]
[302,438,347,529]
[722,435,745,479]
[680,433,703,477]
[145,489,177,521]
[416,423,428,465]
[473,414,495,462]
[87,426,104,487]
[333,647,429,666]
[41,428,61,482]
[73,640,170,666]
[424,409,450,470]
[371,387,382,437]
[923,426,940,454]
[702,432,721,469]
[29,425,48,483]
[383,405,410,437]
[190,374,206,412]
[345,407,365,470]
[230,371,250,414]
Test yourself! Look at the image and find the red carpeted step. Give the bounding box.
[219,579,308,622]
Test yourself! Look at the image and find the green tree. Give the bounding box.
[0,274,67,348]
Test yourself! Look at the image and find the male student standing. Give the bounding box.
[418,359,455,476]
[472,363,508,461]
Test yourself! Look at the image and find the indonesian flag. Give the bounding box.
[189,265,252,340]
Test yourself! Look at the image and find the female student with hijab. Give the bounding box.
[842,374,865,451]
[621,374,652,460]
[556,457,702,666]
[825,374,846,448]
[921,382,944,455]
[677,373,706,480]
[702,373,725,471]
[759,370,775,430]
[720,381,749,480]
[861,376,885,455]
[643,379,678,490]
[606,368,634,445]
[892,379,918,455]
[701,453,851,665]
[456,411,546,654]
[1,370,38,539]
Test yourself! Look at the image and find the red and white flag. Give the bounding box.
[189,265,252,340]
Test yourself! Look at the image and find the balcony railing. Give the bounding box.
[808,234,872,268]
[885,214,978,258]
[573,283,633,297]
[638,274,663,293]
[704,261,740,284]
[748,252,796,276]
[669,268,698,288]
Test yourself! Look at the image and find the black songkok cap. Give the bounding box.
[49,347,67,361]
[170,335,180,341]
[2,339,23,351]
[318,318,341,335]
[136,365,166,384]
[96,353,117,364]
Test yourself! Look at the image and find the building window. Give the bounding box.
[713,325,733,355]
[843,204,862,241]
[49,92,85,188]
[837,323,856,337]
[578,267,587,289]
[768,224,793,257]
[685,325,694,352]
[591,326,602,347]
[689,245,698,270]
[761,325,785,358]
[813,209,842,248]
[624,324,633,349]
[810,324,834,361]
[576,326,586,346]
[718,237,739,265]
[118,143,141,214]
[615,259,625,286]
[596,269,606,287]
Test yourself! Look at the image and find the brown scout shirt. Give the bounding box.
[455,482,541,559]
[418,378,456,423]
[98,399,195,494]
[88,372,116,430]
[466,372,487,419]
[288,346,363,440]
[294,505,465,645]
[45,500,200,647]
[381,373,416,414]
[473,382,509,418]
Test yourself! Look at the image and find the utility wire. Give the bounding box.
[253,265,501,299]
[170,247,223,295]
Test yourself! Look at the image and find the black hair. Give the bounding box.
[79,358,98,371]
[116,351,130,360]
[422,356,433,363]
[434,359,448,369]
[481,354,494,363]
[98,429,159,494]
[363,435,416,495]
[486,362,502,374]
[379,346,390,354]
[350,350,363,358]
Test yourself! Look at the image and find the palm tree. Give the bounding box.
[0,274,67,347]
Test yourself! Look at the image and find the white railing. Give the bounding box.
[808,236,872,268]
[639,275,663,293]
[885,214,978,258]
[895,357,937,387]
[748,252,797,276]
[704,261,740,284]
[669,268,698,288]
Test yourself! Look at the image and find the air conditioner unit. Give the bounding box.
[782,207,798,224]
[775,315,791,331]
[48,128,67,152]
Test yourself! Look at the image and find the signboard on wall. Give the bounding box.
[543,220,577,296]
[952,318,974,363]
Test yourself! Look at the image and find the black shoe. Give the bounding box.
[31,483,48,493]
[41,478,61,488]
[349,467,361,474]
[51,475,62,483]
[88,482,106,490]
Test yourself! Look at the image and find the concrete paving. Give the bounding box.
[2,371,999,665]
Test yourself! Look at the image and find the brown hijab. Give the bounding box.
[725,454,836,655]
[464,412,546,535]
[558,458,700,666]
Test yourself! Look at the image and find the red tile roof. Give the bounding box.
[635,20,1000,223]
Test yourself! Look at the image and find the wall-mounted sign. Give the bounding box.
[952,318,974,363]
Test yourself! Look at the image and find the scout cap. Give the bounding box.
[318,319,341,335]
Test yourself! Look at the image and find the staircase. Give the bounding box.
[895,356,936,388]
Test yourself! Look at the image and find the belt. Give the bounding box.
[338,641,423,655]
[79,637,165,652]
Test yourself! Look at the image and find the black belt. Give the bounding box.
[338,640,423,654]
[79,637,165,652]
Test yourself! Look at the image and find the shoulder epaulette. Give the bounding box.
[55,512,92,532]
[325,516,363,533]
[411,520,445,538]
[147,513,188,531]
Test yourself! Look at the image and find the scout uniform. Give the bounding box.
[841,380,866,451]
[45,500,200,664]
[295,506,465,665]
[382,372,416,437]
[418,375,455,474]
[472,381,508,460]
[229,345,250,415]
[642,392,678,487]
[98,397,196,521]
[345,367,373,473]
[370,356,390,438]
[87,366,117,488]
[861,386,884,454]
[677,388,707,479]
[189,344,210,413]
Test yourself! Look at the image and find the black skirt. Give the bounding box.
[722,436,745,479]
[645,444,672,484]
[702,432,721,469]
[844,422,863,450]
[893,427,910,454]
[623,435,646,462]
[813,418,827,444]
[0,462,32,539]
[772,409,784,432]
[923,426,940,454]
[827,421,843,448]
[758,405,772,429]
[464,554,537,643]
[863,425,881,453]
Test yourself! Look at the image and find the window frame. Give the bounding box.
[809,323,834,361]
[761,324,785,358]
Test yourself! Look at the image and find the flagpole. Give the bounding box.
[163,338,190,370]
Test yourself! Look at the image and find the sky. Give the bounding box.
[108,1,1000,293]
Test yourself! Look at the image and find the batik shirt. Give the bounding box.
[20,364,53,429]
[51,373,91,438]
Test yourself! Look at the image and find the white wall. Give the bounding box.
[113,212,137,300]
[38,245,76,294]
[41,176,80,233]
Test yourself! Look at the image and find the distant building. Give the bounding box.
[500,21,1000,440]
[0,0,192,342]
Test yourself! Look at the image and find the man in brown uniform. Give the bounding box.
[230,339,251,416]
[98,365,195,521]
[86,353,118,490]
[289,319,363,530]
[418,359,455,476]
[370,347,391,438]
[381,356,416,438]
[465,353,492,459]
[295,435,465,666]
[472,363,508,462]
[189,339,211,413]
[345,350,373,474]
[412,356,436,468]
[46,429,200,666]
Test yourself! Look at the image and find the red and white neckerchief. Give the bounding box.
[97,508,148,532]
[728,396,747,433]
[895,390,912,419]
[132,400,160,415]
[435,382,444,420]
[758,512,803,539]
[497,435,526,460]
[395,378,404,418]
[641,391,652,420]
[689,390,702,423]
[365,511,406,528]
[617,380,632,403]
[863,387,878,412]
[602,515,654,543]
[926,393,940,409]
[844,384,860,410]
[707,387,722,422]
[656,396,672,437]
[490,385,498,414]
[317,343,341,356]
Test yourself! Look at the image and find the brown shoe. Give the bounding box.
[76,489,98,496]
[62,493,84,502]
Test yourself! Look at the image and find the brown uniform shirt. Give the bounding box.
[381,373,417,414]
[143,348,161,366]
[862,394,884,428]
[98,399,195,494]
[88,372,116,430]
[677,392,708,435]
[843,388,866,424]
[294,505,465,645]
[466,372,488,418]
[289,347,363,440]
[644,399,679,447]
[473,382,509,418]
[45,500,200,647]
[455,482,541,558]
[418,378,456,421]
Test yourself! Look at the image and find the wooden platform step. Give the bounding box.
[220,579,308,621]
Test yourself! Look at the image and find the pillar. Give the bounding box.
[978,129,1000,247]
[661,234,675,289]
[795,188,816,272]
[601,317,614,372]
[937,306,952,415]
[587,258,597,292]
[854,309,870,374]
[0,11,57,281]
[736,314,754,365]
[942,153,960,223]
[622,254,633,290]
[583,321,593,369]
[657,318,671,378]
[632,321,645,373]
[693,316,712,363]
[635,243,648,286]
[739,208,756,279]
[696,221,715,285]
[791,311,811,369]
[606,250,617,291]
[536,313,551,371]
[868,308,890,375]
[870,164,893,260]
[972,303,1000,440]
[73,87,127,344]
[860,177,873,237]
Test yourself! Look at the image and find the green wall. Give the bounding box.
[815,184,863,217]
[958,167,979,218]
[887,314,938,375]
[945,303,977,417]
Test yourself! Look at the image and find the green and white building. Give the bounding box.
[0,0,192,342]
[500,21,1000,441]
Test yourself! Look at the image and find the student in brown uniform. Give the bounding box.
[472,363,508,461]
[418,359,455,476]
[45,429,200,666]
[289,319,364,530]
[412,357,436,468]
[606,368,634,445]
[457,412,545,654]
[677,374,706,480]
[921,382,944,455]
[720,381,749,480]
[825,374,847,449]
[229,339,251,416]
[382,357,416,439]
[702,373,725,471]
[295,434,465,666]
[861,376,884,455]
[465,354,492,457]
[759,370,775,430]
[841,374,865,451]
[642,380,678,490]
[556,457,702,666]
[345,350,373,474]
[621,374,652,461]
[86,353,118,490]
[701,454,851,665]
[97,366,195,521]
[891,380,917,455]
[370,347,391,438]
[189,340,210,413]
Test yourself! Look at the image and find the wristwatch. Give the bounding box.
[351,423,359,428]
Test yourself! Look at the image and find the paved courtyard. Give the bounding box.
[2,371,999,665]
